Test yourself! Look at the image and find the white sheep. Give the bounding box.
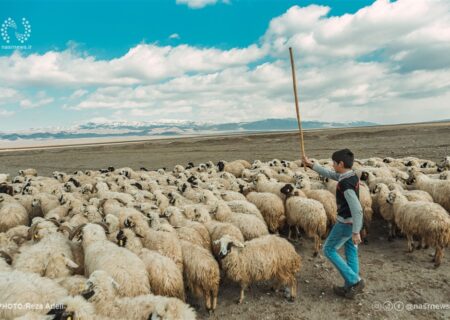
[0,194,28,232]
[387,191,450,267]
[180,239,220,314]
[70,223,151,297]
[280,184,327,256]
[215,234,301,303]
[407,170,450,212]
[81,270,196,319]
[245,192,286,233]
[116,229,185,301]
[211,201,269,241]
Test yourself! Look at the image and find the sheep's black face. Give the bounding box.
[406,177,415,185]
[124,218,135,228]
[383,158,391,163]
[186,162,194,169]
[133,182,143,190]
[140,167,148,171]
[360,171,369,181]
[280,184,294,196]
[47,304,75,320]
[386,193,396,204]
[217,161,225,172]
[81,286,95,301]
[116,230,127,247]
[405,161,413,167]
[218,242,233,260]
[0,251,12,265]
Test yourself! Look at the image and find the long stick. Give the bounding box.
[288,47,306,170]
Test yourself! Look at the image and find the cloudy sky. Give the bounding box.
[0,0,449,131]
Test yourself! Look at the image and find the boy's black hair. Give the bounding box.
[332,148,354,168]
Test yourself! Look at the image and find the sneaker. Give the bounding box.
[345,279,365,299]
[333,285,348,297]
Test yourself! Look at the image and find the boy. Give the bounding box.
[302,148,365,299]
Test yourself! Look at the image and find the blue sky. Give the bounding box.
[1,0,450,131]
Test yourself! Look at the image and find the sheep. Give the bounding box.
[220,190,247,201]
[371,183,397,240]
[205,220,245,259]
[116,229,185,301]
[13,219,80,278]
[215,234,302,304]
[81,270,196,320]
[226,199,265,222]
[180,239,220,314]
[211,201,269,241]
[245,192,286,233]
[254,174,287,200]
[280,184,327,256]
[407,170,450,212]
[386,191,450,267]
[0,194,28,232]
[19,168,38,177]
[387,183,434,202]
[217,160,247,177]
[120,210,183,272]
[69,223,151,297]
[296,180,337,229]
[0,256,68,319]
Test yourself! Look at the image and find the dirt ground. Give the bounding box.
[1,122,449,320]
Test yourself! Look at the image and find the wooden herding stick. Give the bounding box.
[288,47,307,170]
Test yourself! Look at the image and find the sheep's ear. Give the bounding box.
[64,257,79,269]
[233,240,244,248]
[213,239,221,245]
[111,279,120,290]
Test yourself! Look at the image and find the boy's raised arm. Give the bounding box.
[311,163,341,181]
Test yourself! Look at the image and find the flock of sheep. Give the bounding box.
[0,155,449,320]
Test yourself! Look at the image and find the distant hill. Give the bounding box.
[0,118,377,141]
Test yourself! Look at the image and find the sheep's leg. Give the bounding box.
[238,285,247,304]
[434,247,443,268]
[406,234,414,252]
[204,290,212,314]
[313,235,321,257]
[211,289,218,312]
[387,222,394,242]
[288,226,292,240]
[288,277,297,302]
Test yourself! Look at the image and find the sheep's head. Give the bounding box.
[186,162,195,169]
[360,171,369,182]
[214,235,244,259]
[69,223,109,244]
[217,161,225,172]
[45,253,79,278]
[81,270,119,303]
[383,158,392,163]
[439,171,449,180]
[371,183,383,194]
[116,229,128,247]
[178,183,188,193]
[386,191,398,204]
[0,250,12,265]
[280,184,294,197]
[47,296,96,320]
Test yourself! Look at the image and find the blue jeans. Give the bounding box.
[323,222,360,287]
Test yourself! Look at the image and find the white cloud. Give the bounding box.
[0,87,20,105]
[2,0,450,128]
[19,91,55,109]
[176,0,229,9]
[0,109,14,117]
[0,44,264,87]
[169,33,180,39]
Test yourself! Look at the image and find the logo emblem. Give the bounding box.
[1,17,32,44]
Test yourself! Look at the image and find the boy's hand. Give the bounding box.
[352,233,361,245]
[302,155,314,168]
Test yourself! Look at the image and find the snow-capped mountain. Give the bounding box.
[0,118,376,141]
